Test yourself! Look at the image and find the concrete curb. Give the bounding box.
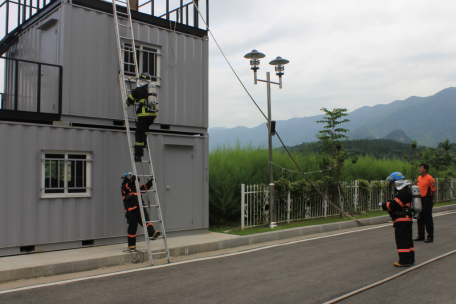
[1,205,455,283]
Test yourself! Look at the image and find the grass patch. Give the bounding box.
[211,200,456,236]
[434,200,455,207]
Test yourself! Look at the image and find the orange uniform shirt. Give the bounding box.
[417,174,436,197]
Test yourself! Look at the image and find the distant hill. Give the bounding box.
[285,139,430,159]
[382,129,412,143]
[209,87,456,150]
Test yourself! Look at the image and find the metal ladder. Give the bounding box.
[111,0,171,266]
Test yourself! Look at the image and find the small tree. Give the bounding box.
[403,140,419,181]
[315,108,350,217]
[438,139,454,200]
[316,107,350,173]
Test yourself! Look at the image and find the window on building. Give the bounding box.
[41,152,92,198]
[123,43,160,82]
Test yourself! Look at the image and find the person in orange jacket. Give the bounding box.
[414,163,436,243]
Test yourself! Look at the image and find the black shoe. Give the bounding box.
[134,156,142,162]
[413,237,425,241]
[425,237,433,243]
[150,231,161,240]
[394,262,411,267]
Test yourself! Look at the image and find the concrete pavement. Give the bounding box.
[1,204,455,284]
[1,208,456,303]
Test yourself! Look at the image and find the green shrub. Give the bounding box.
[209,143,444,226]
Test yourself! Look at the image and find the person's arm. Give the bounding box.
[430,177,436,197]
[382,199,403,212]
[139,179,153,191]
[126,94,136,107]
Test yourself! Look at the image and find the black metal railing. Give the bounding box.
[0,56,62,115]
[0,0,54,39]
[1,0,209,41]
[136,0,209,29]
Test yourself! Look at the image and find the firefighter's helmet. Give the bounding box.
[386,172,405,183]
[140,73,152,81]
[122,171,133,179]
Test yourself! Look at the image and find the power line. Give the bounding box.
[191,1,360,222]
[272,162,333,175]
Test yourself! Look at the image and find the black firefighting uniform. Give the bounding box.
[126,84,158,158]
[121,178,156,247]
[381,186,414,265]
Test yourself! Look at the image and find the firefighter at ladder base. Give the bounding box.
[380,172,414,267]
[126,73,158,162]
[121,171,161,250]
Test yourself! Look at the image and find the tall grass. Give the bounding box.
[209,143,443,226]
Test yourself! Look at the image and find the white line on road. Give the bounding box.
[1,210,455,295]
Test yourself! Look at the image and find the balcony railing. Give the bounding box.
[0,0,54,38]
[0,56,63,120]
[0,0,208,42]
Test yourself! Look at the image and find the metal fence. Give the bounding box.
[241,178,456,229]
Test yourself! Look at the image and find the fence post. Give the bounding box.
[354,180,358,212]
[287,183,291,223]
[241,184,245,230]
[324,193,327,218]
[436,178,439,203]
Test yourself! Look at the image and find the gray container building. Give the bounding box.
[0,0,209,256]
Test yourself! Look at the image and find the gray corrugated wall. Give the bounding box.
[0,122,208,249]
[62,4,208,127]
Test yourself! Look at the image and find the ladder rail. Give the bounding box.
[112,0,170,266]
[144,138,172,262]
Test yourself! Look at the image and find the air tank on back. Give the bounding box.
[411,185,422,216]
[147,82,158,112]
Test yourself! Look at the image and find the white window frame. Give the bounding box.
[41,151,93,198]
[123,41,161,86]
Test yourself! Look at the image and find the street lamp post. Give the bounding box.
[244,50,289,229]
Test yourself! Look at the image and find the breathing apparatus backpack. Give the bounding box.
[410,185,422,218]
[136,80,158,113]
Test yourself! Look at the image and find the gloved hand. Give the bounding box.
[146,178,153,189]
[131,175,136,182]
[126,95,135,107]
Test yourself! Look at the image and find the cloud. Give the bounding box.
[208,0,456,128]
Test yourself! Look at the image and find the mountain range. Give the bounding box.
[209,87,456,150]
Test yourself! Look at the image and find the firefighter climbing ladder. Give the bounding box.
[111,0,171,266]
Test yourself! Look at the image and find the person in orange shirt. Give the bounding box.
[414,163,436,243]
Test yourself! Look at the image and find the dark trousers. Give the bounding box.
[395,222,414,264]
[417,197,434,238]
[135,116,156,157]
[126,207,155,247]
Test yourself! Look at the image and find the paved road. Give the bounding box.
[2,212,456,304]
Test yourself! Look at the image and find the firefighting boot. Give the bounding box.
[151,231,161,240]
[134,146,143,162]
[129,245,136,251]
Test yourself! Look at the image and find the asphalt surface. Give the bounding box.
[1,212,456,304]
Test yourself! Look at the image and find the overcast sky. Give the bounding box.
[2,0,456,129]
[206,0,456,129]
